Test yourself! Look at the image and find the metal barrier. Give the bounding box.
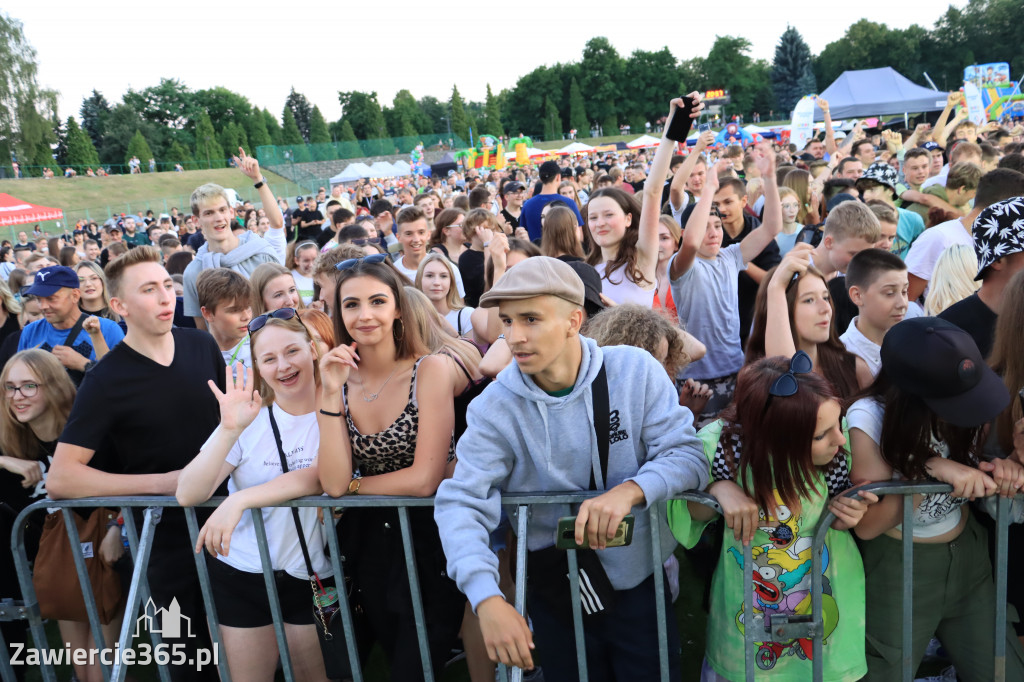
[4,485,1019,682]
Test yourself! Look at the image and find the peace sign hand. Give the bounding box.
[232,147,262,182]
[209,366,261,435]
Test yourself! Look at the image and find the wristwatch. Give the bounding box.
[253,177,266,190]
[348,477,361,495]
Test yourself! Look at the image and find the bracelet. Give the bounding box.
[319,408,342,417]
[253,177,265,189]
[483,241,490,248]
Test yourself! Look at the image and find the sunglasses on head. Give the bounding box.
[765,350,814,408]
[248,307,297,335]
[336,253,388,272]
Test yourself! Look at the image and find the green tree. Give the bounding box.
[246,111,272,150]
[262,108,283,146]
[79,89,110,149]
[218,123,240,159]
[507,65,563,137]
[704,36,767,117]
[193,87,253,133]
[0,12,58,175]
[235,122,250,156]
[417,96,447,134]
[337,119,360,158]
[337,91,389,140]
[98,104,144,166]
[449,85,470,144]
[124,129,154,168]
[772,26,817,116]
[812,20,927,89]
[580,38,624,132]
[285,88,313,142]
[281,107,304,145]
[165,140,194,169]
[389,89,426,138]
[543,96,562,141]
[194,111,224,169]
[64,116,99,168]
[52,117,68,167]
[309,106,331,144]
[568,77,589,133]
[123,78,197,131]
[483,84,505,137]
[623,48,680,125]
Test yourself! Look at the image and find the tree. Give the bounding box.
[165,140,194,169]
[0,12,58,174]
[772,26,817,117]
[281,107,304,145]
[417,96,447,134]
[123,78,197,131]
[194,111,224,169]
[124,129,154,168]
[580,38,624,132]
[337,119,360,158]
[64,116,99,168]
[79,89,111,149]
[543,97,562,141]
[98,104,144,166]
[193,87,253,134]
[52,117,68,167]
[568,77,589,133]
[285,88,313,142]
[337,91,389,140]
[623,48,680,125]
[507,65,564,137]
[309,106,331,144]
[483,84,505,137]
[246,111,272,150]
[449,85,469,144]
[262,108,283,146]
[218,123,240,160]
[704,36,770,118]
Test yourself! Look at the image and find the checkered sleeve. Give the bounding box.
[711,432,742,483]
[824,455,852,497]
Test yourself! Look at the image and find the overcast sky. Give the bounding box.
[8,0,966,123]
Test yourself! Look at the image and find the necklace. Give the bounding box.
[360,366,399,402]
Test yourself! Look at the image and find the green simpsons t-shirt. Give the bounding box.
[667,420,867,681]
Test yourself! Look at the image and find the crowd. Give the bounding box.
[1,89,1024,682]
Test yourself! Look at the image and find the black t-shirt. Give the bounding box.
[296,210,325,242]
[718,213,782,343]
[458,249,486,308]
[939,292,997,359]
[828,276,859,336]
[0,312,20,349]
[59,328,226,547]
[0,440,55,517]
[500,208,520,230]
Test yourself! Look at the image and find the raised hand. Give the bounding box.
[882,129,903,154]
[82,315,101,336]
[947,91,963,109]
[320,343,360,395]
[770,244,813,289]
[696,130,716,150]
[816,97,830,116]
[232,147,262,182]
[209,366,261,434]
[704,161,721,193]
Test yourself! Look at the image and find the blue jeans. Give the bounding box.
[527,572,682,682]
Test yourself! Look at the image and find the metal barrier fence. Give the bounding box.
[4,161,240,179]
[255,133,470,168]
[3,484,1019,682]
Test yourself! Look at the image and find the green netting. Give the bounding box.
[256,133,469,167]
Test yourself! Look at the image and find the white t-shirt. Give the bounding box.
[291,270,315,306]
[221,336,252,379]
[840,317,881,377]
[394,255,466,297]
[903,218,973,291]
[209,407,332,579]
[445,307,475,337]
[847,397,964,539]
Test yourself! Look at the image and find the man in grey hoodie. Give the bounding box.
[182,149,286,329]
[434,256,708,680]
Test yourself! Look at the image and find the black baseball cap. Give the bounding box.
[880,317,1009,427]
[539,161,560,182]
[565,261,606,318]
[502,181,525,195]
[560,167,574,178]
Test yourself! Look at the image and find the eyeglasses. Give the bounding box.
[335,253,388,272]
[351,237,382,246]
[78,275,102,285]
[768,350,814,399]
[247,307,297,335]
[5,382,41,398]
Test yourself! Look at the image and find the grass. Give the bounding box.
[0,168,306,238]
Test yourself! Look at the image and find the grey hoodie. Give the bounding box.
[435,336,708,610]
[182,230,284,316]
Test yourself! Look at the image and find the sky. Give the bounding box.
[7,0,967,123]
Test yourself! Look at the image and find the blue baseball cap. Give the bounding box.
[24,266,81,297]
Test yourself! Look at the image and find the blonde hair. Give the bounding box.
[250,262,305,316]
[403,286,482,376]
[658,214,681,246]
[782,169,811,224]
[822,200,881,244]
[104,245,162,298]
[924,244,981,316]
[190,183,232,216]
[414,253,465,312]
[249,316,320,407]
[76,261,119,322]
[0,350,76,460]
[0,278,22,316]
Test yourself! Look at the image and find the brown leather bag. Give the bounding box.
[32,508,123,624]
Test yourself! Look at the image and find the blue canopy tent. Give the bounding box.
[811,67,948,121]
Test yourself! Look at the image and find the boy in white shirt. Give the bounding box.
[841,249,909,378]
[197,268,253,375]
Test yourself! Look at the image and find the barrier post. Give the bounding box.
[994,495,1009,682]
[322,509,365,682]
[397,506,436,682]
[61,509,111,681]
[250,509,295,682]
[901,493,914,682]
[183,508,233,682]
[114,508,164,682]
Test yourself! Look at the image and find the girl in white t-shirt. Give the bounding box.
[177,309,346,682]
[415,253,496,348]
[250,262,305,316]
[848,317,1024,680]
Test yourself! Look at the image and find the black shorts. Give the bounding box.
[206,556,328,628]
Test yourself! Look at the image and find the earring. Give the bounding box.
[393,318,404,342]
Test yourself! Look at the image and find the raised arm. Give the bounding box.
[932,92,961,150]
[233,148,283,231]
[818,98,837,157]
[739,146,783,263]
[763,246,812,358]
[670,163,720,279]
[670,130,714,213]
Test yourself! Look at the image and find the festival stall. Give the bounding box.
[557,141,596,155]
[811,67,947,120]
[329,162,374,183]
[626,135,661,148]
[0,193,63,227]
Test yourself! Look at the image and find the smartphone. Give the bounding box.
[555,515,634,550]
[665,96,696,142]
[697,122,711,134]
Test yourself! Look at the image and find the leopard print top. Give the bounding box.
[344,356,455,476]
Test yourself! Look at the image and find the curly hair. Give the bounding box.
[582,304,691,378]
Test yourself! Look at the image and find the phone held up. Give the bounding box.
[555,514,635,550]
[697,122,712,134]
[665,96,697,143]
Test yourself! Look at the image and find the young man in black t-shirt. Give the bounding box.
[48,246,224,682]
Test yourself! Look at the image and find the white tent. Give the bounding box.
[368,161,399,177]
[627,134,661,148]
[743,124,770,135]
[330,162,373,183]
[391,160,412,175]
[558,141,595,155]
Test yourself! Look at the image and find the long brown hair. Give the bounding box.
[430,208,465,248]
[332,259,429,360]
[746,264,859,399]
[0,350,76,460]
[584,187,649,287]
[541,205,584,259]
[990,268,1024,453]
[719,356,843,513]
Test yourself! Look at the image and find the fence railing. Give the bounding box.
[4,484,1019,682]
[255,133,470,168]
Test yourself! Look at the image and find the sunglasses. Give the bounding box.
[248,307,297,334]
[767,350,814,400]
[351,237,382,246]
[336,253,388,272]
